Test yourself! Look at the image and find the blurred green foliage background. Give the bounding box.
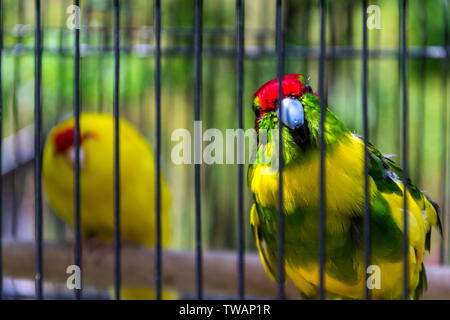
[1,0,448,290]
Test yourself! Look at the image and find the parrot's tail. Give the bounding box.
[109,287,178,300]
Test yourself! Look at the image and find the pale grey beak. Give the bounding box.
[277,97,304,129]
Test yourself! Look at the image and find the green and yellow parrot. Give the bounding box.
[248,74,441,299]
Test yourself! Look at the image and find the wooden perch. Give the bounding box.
[3,241,450,299]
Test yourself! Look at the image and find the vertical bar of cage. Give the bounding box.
[318,0,327,300]
[154,0,162,300]
[113,0,121,300]
[236,0,245,300]
[73,0,82,300]
[440,0,449,266]
[0,0,3,300]
[400,0,409,300]
[362,0,371,300]
[275,0,285,300]
[34,0,43,300]
[194,0,203,300]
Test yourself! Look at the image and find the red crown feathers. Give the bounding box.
[53,126,92,154]
[54,127,77,153]
[253,74,305,111]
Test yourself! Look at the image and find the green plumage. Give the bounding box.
[249,88,440,299]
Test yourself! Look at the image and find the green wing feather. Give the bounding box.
[248,132,440,299]
[413,263,428,300]
[358,135,442,240]
[250,202,277,281]
[362,136,439,299]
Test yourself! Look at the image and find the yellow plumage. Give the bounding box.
[250,133,372,224]
[249,133,439,299]
[43,113,172,299]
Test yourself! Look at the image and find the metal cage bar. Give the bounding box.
[275,0,285,300]
[154,0,163,300]
[362,0,371,300]
[0,0,3,300]
[34,0,44,300]
[400,0,410,300]
[73,0,82,301]
[113,0,122,300]
[235,0,245,300]
[318,0,327,300]
[194,0,203,300]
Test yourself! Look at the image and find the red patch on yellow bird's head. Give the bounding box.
[252,74,305,112]
[53,126,96,154]
[54,126,76,154]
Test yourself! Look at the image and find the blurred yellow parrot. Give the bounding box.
[43,112,173,300]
